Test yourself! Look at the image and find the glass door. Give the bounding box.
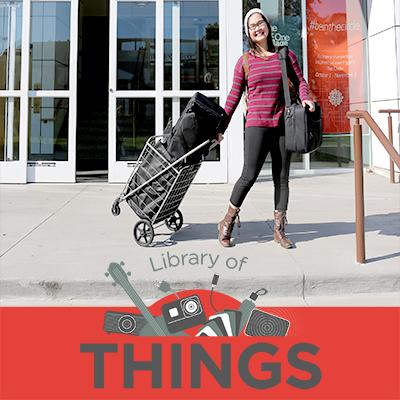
[108,0,227,183]
[0,0,26,183]
[27,0,78,182]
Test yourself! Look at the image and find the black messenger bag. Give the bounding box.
[278,47,322,154]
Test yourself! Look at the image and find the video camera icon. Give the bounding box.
[162,295,206,333]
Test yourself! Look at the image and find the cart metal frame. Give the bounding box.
[112,135,213,246]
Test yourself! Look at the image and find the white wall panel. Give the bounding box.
[368,0,400,172]
[370,100,400,171]
[368,27,398,102]
[395,0,400,25]
[368,0,395,36]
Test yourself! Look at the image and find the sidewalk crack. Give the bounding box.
[0,186,88,258]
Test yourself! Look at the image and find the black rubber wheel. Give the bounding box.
[111,200,121,216]
[165,210,183,232]
[133,220,154,246]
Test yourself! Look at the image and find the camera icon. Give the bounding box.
[162,295,206,333]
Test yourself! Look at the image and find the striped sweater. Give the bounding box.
[224,49,311,129]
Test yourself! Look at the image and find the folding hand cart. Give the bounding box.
[111,135,213,246]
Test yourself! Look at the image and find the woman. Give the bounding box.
[217,8,315,248]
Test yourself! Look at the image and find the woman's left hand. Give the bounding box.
[302,100,315,112]
[215,133,224,143]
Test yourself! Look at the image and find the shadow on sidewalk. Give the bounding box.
[165,211,400,248]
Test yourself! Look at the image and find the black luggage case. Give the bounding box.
[166,92,227,163]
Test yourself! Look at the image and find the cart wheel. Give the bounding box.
[111,200,121,216]
[133,220,154,246]
[165,210,183,232]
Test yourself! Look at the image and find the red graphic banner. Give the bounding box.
[1,306,399,399]
[306,0,365,134]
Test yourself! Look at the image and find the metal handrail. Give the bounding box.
[347,109,400,263]
[378,109,400,183]
[347,110,400,168]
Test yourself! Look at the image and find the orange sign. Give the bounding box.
[306,0,363,134]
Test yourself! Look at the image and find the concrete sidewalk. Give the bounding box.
[1,171,399,305]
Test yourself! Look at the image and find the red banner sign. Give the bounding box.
[1,306,399,399]
[306,0,365,134]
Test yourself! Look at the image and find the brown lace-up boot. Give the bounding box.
[218,204,240,247]
[274,210,294,249]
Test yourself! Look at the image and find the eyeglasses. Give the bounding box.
[248,20,266,31]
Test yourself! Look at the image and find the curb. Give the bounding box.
[1,273,399,303]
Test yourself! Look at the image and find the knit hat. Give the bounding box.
[244,8,269,37]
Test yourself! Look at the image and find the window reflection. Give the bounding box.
[244,0,303,65]
[0,1,23,90]
[117,2,155,90]
[30,2,70,90]
[28,98,69,161]
[164,2,173,90]
[116,98,155,161]
[310,135,353,168]
[164,98,172,129]
[181,1,219,90]
[164,1,219,90]
[0,97,20,161]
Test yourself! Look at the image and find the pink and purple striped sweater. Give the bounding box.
[224,49,311,129]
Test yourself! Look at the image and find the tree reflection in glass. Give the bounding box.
[117,2,155,91]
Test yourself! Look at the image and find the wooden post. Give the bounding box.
[353,119,366,263]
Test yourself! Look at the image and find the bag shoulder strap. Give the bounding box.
[242,52,249,83]
[278,46,292,106]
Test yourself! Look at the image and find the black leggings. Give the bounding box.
[230,126,291,211]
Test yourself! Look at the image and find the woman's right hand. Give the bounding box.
[216,133,224,143]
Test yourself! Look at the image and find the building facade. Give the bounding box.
[0,0,399,183]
